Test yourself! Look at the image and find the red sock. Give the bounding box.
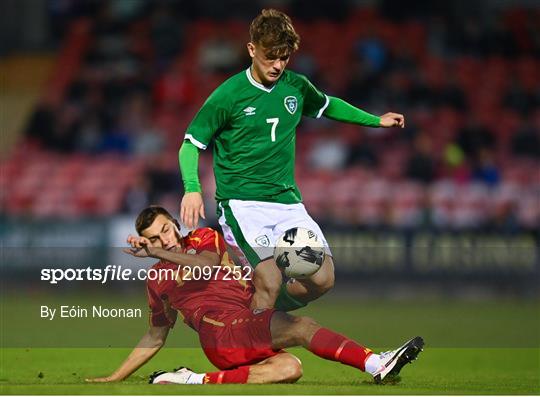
[309,328,372,371]
[204,366,250,384]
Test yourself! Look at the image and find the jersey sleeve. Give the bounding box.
[190,227,226,257]
[146,281,176,328]
[184,88,232,150]
[298,74,329,119]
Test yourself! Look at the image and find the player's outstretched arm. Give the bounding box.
[86,326,170,382]
[179,141,205,228]
[323,96,404,128]
[123,235,220,269]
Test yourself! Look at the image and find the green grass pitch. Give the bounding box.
[2,347,539,394]
[1,294,539,394]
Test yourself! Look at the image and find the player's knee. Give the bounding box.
[262,279,281,295]
[321,272,335,292]
[311,256,335,295]
[252,283,281,309]
[277,356,303,383]
[311,272,335,296]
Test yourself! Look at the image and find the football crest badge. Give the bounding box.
[255,235,270,247]
[284,96,298,114]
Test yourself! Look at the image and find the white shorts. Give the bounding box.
[217,199,332,268]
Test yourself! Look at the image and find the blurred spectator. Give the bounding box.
[426,16,449,56]
[380,0,441,21]
[133,129,165,157]
[503,81,537,115]
[47,0,98,40]
[490,183,520,232]
[482,17,517,57]
[98,92,141,154]
[199,36,242,74]
[471,148,500,187]
[442,143,471,185]
[409,73,437,109]
[456,118,496,160]
[309,130,348,171]
[291,51,319,77]
[406,133,436,184]
[344,59,380,104]
[148,165,180,199]
[437,77,466,110]
[449,17,485,56]
[381,70,411,109]
[25,104,56,145]
[355,34,388,75]
[76,113,104,153]
[292,0,349,21]
[192,0,260,20]
[391,47,417,74]
[153,60,196,108]
[511,123,540,158]
[51,103,81,153]
[99,129,131,153]
[107,0,148,21]
[347,138,379,168]
[150,4,184,68]
[124,174,151,215]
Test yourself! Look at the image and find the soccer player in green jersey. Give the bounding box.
[179,9,404,311]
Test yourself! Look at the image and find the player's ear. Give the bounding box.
[172,218,183,240]
[247,42,256,58]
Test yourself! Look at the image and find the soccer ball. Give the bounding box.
[274,227,325,278]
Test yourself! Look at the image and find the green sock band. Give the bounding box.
[275,283,307,312]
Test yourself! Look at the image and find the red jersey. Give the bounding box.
[146,227,254,331]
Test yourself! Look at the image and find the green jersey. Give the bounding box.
[185,68,328,204]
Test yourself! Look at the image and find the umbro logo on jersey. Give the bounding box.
[284,96,298,114]
[243,106,256,116]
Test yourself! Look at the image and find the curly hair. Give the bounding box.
[249,9,300,58]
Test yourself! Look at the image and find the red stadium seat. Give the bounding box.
[390,181,425,228]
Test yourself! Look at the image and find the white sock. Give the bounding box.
[364,353,381,375]
[187,373,205,384]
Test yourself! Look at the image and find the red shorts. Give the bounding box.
[197,308,279,370]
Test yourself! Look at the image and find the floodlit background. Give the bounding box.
[1,0,539,352]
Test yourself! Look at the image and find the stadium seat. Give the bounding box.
[390,181,425,228]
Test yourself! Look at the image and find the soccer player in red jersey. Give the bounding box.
[86,206,423,385]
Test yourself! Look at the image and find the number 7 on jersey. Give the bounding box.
[266,118,279,142]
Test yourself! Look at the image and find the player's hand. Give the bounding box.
[180,192,205,229]
[127,235,151,249]
[379,112,405,128]
[124,235,151,257]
